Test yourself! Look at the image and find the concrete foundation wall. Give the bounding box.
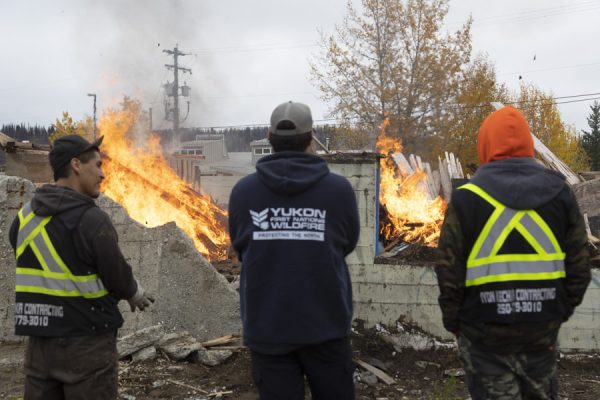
[5,151,53,184]
[0,175,241,342]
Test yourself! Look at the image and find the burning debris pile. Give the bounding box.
[376,121,464,253]
[99,108,230,261]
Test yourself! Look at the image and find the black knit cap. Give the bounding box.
[49,135,104,177]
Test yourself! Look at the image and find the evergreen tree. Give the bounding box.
[582,101,600,170]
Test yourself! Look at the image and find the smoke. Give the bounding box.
[66,0,220,129]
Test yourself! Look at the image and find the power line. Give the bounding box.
[446,0,600,28]
[193,92,600,130]
[500,61,600,77]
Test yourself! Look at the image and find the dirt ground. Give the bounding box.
[2,323,600,400]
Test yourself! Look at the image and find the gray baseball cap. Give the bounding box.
[269,101,313,136]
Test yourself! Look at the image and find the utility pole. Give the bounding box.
[163,44,192,148]
[87,93,97,139]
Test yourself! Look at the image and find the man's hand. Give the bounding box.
[127,282,155,312]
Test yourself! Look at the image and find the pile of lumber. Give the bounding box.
[391,151,465,202]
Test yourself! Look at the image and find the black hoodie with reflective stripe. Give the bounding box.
[436,158,591,353]
[9,185,137,337]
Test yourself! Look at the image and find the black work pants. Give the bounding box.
[250,337,355,400]
[24,331,118,400]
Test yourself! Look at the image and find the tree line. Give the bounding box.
[0,124,54,144]
[169,126,336,152]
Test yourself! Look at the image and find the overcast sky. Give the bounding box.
[1,0,599,135]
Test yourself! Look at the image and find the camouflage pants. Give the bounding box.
[458,335,558,400]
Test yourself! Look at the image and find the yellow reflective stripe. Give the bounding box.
[27,240,51,273]
[467,252,566,268]
[528,211,563,253]
[489,211,524,257]
[459,183,503,208]
[15,285,108,299]
[515,222,547,255]
[39,229,70,274]
[18,209,36,228]
[467,206,505,264]
[466,270,566,287]
[16,268,102,282]
[15,216,51,258]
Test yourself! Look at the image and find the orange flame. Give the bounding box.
[99,108,229,260]
[377,119,446,246]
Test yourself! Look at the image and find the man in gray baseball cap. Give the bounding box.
[228,101,360,399]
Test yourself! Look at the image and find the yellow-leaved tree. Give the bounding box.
[426,56,510,171]
[310,0,472,152]
[516,84,589,172]
[50,112,94,143]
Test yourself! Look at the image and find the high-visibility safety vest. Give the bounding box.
[15,202,108,299]
[460,183,566,287]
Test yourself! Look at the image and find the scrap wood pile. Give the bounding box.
[378,151,465,259]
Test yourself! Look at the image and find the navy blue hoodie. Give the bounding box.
[228,151,360,354]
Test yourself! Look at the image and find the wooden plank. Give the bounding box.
[201,335,238,348]
[433,169,441,198]
[424,162,437,200]
[355,358,396,385]
[415,155,424,171]
[439,157,452,201]
[391,153,413,176]
[409,154,419,172]
[456,158,464,179]
[532,136,581,185]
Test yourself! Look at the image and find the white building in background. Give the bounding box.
[250,138,273,165]
[169,134,275,207]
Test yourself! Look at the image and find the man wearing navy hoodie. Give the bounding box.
[436,106,591,399]
[228,101,360,399]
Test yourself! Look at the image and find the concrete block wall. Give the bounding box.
[560,272,600,351]
[0,176,36,341]
[5,151,53,184]
[325,155,379,269]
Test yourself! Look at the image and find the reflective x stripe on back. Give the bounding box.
[15,202,108,298]
[459,183,566,287]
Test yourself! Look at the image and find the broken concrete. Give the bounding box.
[192,348,233,366]
[0,175,241,342]
[157,332,204,361]
[131,346,157,362]
[118,325,164,358]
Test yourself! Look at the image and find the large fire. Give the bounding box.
[98,108,229,261]
[377,121,446,246]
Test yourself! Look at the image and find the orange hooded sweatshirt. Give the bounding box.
[477,106,534,165]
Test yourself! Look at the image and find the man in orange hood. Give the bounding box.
[435,106,590,399]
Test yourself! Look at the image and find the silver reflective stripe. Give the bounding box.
[466,260,566,281]
[31,234,64,274]
[21,202,32,216]
[16,274,106,294]
[519,213,556,253]
[476,208,517,259]
[16,214,46,250]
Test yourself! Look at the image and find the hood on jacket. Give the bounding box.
[31,185,96,230]
[478,106,534,165]
[255,151,329,196]
[470,158,566,210]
